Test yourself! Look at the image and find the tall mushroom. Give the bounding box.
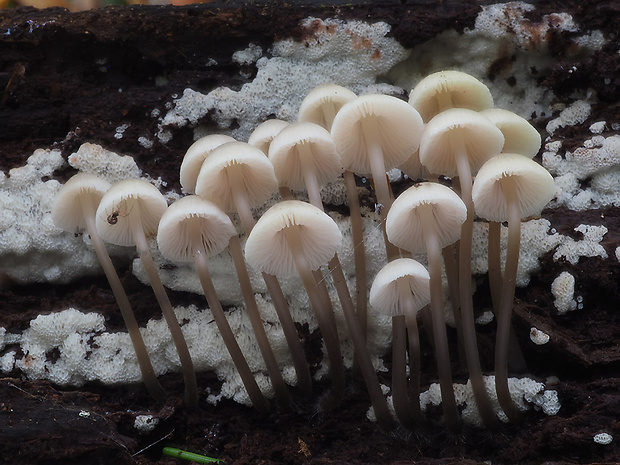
[52,173,165,401]
[195,141,313,395]
[386,182,467,430]
[331,94,424,261]
[472,153,555,421]
[408,70,493,123]
[245,200,347,410]
[269,122,394,424]
[157,195,270,412]
[369,258,430,428]
[419,108,504,427]
[297,84,371,342]
[96,178,198,404]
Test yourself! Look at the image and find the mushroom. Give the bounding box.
[179,134,236,194]
[52,173,165,401]
[419,107,504,427]
[386,182,468,430]
[331,94,424,261]
[157,195,271,412]
[297,84,370,341]
[408,70,493,123]
[369,258,431,427]
[481,108,542,373]
[269,122,393,424]
[479,108,542,312]
[472,153,555,421]
[245,200,346,410]
[248,119,290,154]
[96,178,198,404]
[195,141,313,395]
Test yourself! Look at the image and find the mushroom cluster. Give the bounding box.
[52,70,556,430]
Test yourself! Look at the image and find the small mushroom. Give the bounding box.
[195,141,313,395]
[297,83,357,131]
[245,200,346,409]
[472,153,555,421]
[386,182,467,430]
[331,94,424,261]
[370,258,431,428]
[52,173,165,401]
[419,108,504,427]
[157,195,271,412]
[96,178,198,404]
[248,119,290,154]
[180,134,236,194]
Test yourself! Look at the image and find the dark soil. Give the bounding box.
[1,1,620,464]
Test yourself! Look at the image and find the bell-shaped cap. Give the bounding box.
[52,173,111,233]
[409,70,493,123]
[386,182,467,253]
[419,108,504,178]
[269,122,342,191]
[157,195,236,263]
[195,141,278,212]
[248,119,290,154]
[369,258,431,317]
[331,94,424,175]
[297,84,357,130]
[96,178,167,246]
[472,153,556,222]
[180,134,236,194]
[480,108,542,158]
[245,200,342,277]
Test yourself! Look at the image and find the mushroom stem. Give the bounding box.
[398,278,426,425]
[418,205,460,431]
[228,234,291,408]
[129,208,199,405]
[488,221,527,374]
[189,220,270,413]
[79,195,165,402]
[297,142,323,208]
[225,164,313,396]
[453,137,498,428]
[442,244,465,367]
[343,170,368,336]
[328,252,395,428]
[494,179,521,422]
[391,314,416,428]
[283,224,345,409]
[360,118,399,262]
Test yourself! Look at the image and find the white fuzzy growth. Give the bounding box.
[546,100,592,136]
[553,224,608,265]
[593,433,613,445]
[530,327,550,345]
[418,375,560,427]
[158,18,409,142]
[134,415,159,433]
[551,271,577,314]
[68,142,142,183]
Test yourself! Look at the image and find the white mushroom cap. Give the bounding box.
[195,141,278,212]
[480,108,542,158]
[180,134,236,194]
[96,178,167,246]
[408,70,493,123]
[52,173,111,233]
[369,258,431,317]
[157,195,236,263]
[248,119,290,154]
[419,108,505,177]
[386,182,467,253]
[331,94,424,175]
[297,84,357,130]
[472,153,556,222]
[245,200,342,277]
[269,122,342,190]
